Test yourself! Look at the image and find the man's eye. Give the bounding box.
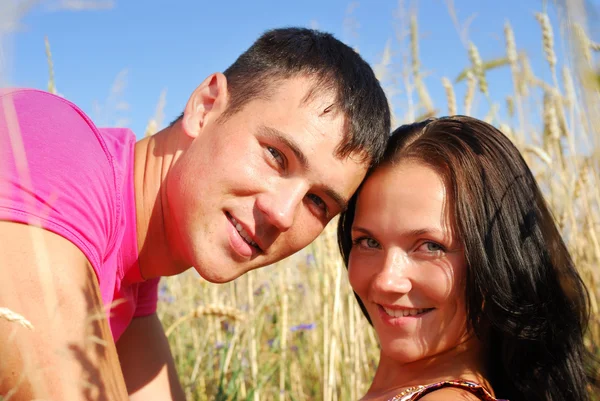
[267,146,285,167]
[307,193,328,214]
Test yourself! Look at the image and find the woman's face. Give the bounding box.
[349,160,471,363]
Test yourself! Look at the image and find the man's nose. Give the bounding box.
[256,180,307,232]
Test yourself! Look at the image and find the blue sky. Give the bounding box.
[2,0,597,138]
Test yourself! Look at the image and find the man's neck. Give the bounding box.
[133,124,191,279]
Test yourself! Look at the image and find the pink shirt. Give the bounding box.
[0,88,159,341]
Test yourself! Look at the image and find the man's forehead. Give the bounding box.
[299,80,339,111]
[266,74,340,113]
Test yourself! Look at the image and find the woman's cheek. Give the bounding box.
[348,254,369,296]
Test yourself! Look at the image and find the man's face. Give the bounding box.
[167,76,369,282]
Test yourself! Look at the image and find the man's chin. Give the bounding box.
[193,264,246,284]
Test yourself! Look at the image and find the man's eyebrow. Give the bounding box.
[258,124,348,212]
[324,188,349,213]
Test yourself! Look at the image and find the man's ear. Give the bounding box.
[182,72,229,139]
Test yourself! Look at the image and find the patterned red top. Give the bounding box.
[389,380,508,401]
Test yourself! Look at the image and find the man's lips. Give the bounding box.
[226,212,263,252]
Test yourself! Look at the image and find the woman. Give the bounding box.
[337,116,597,401]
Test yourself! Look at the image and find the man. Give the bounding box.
[0,28,390,400]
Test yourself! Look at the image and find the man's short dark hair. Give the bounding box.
[174,27,390,165]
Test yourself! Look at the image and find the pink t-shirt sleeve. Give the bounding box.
[0,89,118,282]
[134,278,160,317]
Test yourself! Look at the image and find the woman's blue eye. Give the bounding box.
[365,238,380,248]
[422,242,445,253]
[353,237,380,249]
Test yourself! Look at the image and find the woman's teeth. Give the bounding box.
[382,307,431,317]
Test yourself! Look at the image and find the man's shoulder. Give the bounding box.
[97,127,138,166]
[0,88,136,168]
[0,88,133,274]
[0,88,82,120]
[1,88,137,170]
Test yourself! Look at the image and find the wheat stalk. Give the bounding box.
[506,96,515,117]
[165,304,245,337]
[464,70,476,115]
[499,123,515,143]
[484,103,499,124]
[247,272,260,401]
[543,91,561,143]
[536,13,557,72]
[44,36,57,95]
[523,145,553,167]
[0,307,34,330]
[504,22,518,67]
[468,41,488,96]
[194,304,245,320]
[144,120,157,137]
[517,54,531,97]
[573,24,592,65]
[442,77,457,115]
[415,78,434,113]
[410,15,420,77]
[562,66,576,107]
[279,268,289,401]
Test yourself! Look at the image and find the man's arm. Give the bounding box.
[0,221,129,400]
[117,313,185,401]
